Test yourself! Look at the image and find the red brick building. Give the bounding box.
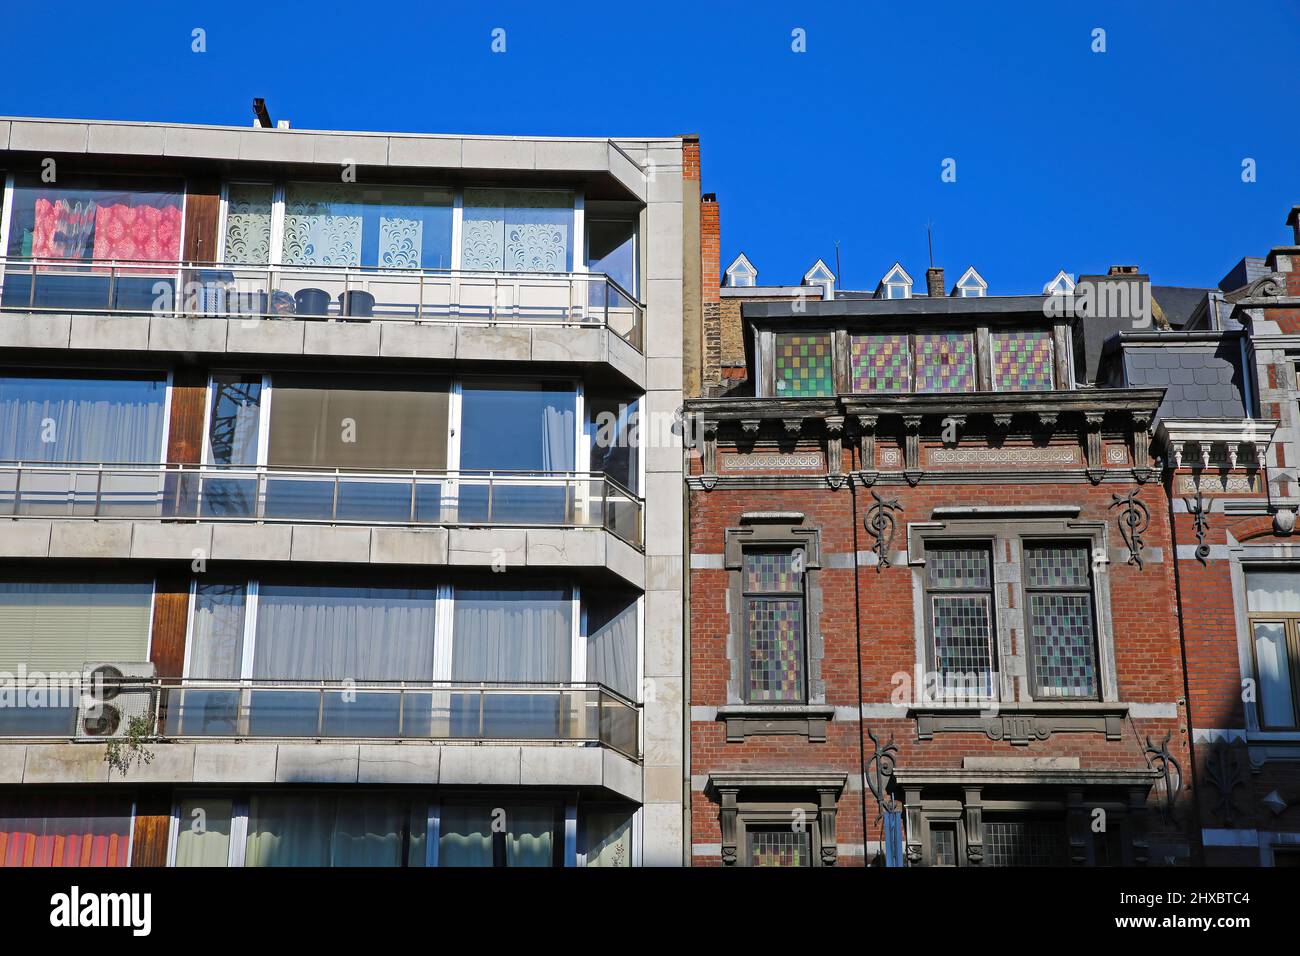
[685,227,1201,865]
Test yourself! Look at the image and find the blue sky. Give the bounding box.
[2,0,1297,292]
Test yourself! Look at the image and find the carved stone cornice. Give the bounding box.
[909,703,1128,745]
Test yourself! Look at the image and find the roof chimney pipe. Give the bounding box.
[252,98,273,129]
[926,266,945,297]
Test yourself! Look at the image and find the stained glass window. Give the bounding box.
[850,333,911,393]
[991,330,1054,391]
[748,828,811,867]
[744,550,806,702]
[926,545,995,696]
[914,332,975,393]
[774,333,834,397]
[983,818,1068,867]
[1025,544,1098,698]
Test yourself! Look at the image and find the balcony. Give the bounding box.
[0,257,643,352]
[0,679,640,760]
[0,462,642,548]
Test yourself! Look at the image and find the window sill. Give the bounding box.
[908,702,1128,745]
[717,704,835,743]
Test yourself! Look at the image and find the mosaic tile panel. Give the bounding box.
[849,333,911,393]
[991,330,1054,391]
[930,594,994,682]
[1024,545,1091,589]
[746,598,805,702]
[1028,593,1098,697]
[749,829,810,867]
[914,332,974,393]
[774,333,834,397]
[983,820,1068,867]
[744,551,802,593]
[926,547,991,590]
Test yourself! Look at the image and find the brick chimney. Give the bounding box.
[701,193,720,300]
[926,266,945,297]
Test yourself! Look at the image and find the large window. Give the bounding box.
[280,183,454,270]
[439,801,559,867]
[587,216,637,295]
[849,331,976,394]
[991,330,1054,391]
[0,371,167,464]
[1024,543,1098,699]
[1246,570,1300,729]
[0,793,133,868]
[5,175,182,263]
[743,550,807,703]
[925,545,996,698]
[0,579,153,736]
[773,333,834,397]
[461,189,573,272]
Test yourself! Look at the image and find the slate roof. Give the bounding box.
[1117,336,1248,420]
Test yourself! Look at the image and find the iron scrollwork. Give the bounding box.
[1144,733,1183,819]
[865,491,903,572]
[1110,491,1150,569]
[864,728,899,821]
[1184,490,1211,565]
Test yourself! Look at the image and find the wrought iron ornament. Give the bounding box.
[864,491,902,572]
[1109,490,1150,569]
[1204,740,1247,827]
[1143,733,1183,819]
[864,728,899,822]
[1184,490,1211,565]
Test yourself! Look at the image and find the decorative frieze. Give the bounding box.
[927,445,1080,467]
[719,451,825,473]
[911,705,1127,745]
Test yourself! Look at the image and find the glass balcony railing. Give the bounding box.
[0,257,643,351]
[0,679,640,759]
[0,463,643,548]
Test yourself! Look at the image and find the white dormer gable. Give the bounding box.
[1044,270,1075,296]
[725,253,758,288]
[877,262,913,299]
[802,258,836,300]
[953,266,987,297]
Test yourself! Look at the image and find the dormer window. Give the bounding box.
[953,266,987,298]
[725,253,758,288]
[1044,270,1075,296]
[802,259,836,300]
[878,262,912,300]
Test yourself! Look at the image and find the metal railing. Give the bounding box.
[0,679,641,759]
[0,462,643,548]
[0,256,644,351]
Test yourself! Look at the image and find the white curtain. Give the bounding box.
[173,797,232,867]
[189,583,246,679]
[541,398,575,473]
[0,375,166,463]
[1246,571,1300,612]
[252,586,437,681]
[583,808,633,867]
[282,185,362,267]
[437,803,554,868]
[587,591,637,698]
[451,588,571,682]
[244,794,404,868]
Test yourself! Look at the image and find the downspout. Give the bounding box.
[849,466,871,865]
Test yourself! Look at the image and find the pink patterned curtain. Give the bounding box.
[0,795,132,867]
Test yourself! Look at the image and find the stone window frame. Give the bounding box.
[711,773,845,867]
[723,513,824,706]
[907,515,1118,705]
[1227,549,1300,741]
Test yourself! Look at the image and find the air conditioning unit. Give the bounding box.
[77,662,157,739]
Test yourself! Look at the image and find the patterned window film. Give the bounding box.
[743,551,806,703]
[926,545,995,696]
[774,334,834,397]
[748,828,811,867]
[1024,544,1098,698]
[914,332,975,393]
[982,818,1068,867]
[991,330,1054,391]
[850,333,911,393]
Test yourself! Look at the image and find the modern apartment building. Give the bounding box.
[0,114,693,867]
[684,209,1206,865]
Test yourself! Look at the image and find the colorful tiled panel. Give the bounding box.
[930,594,994,685]
[774,333,834,397]
[926,547,992,590]
[849,333,911,393]
[746,597,805,702]
[914,332,975,393]
[991,329,1054,391]
[1028,593,1098,698]
[749,829,810,867]
[744,551,802,593]
[1024,544,1090,589]
[983,820,1067,867]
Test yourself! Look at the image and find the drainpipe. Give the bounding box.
[849,469,871,865]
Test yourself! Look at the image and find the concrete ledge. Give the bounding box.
[192,744,277,783]
[4,520,641,584]
[358,745,441,784]
[275,744,360,783]
[23,744,110,784]
[0,312,644,387]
